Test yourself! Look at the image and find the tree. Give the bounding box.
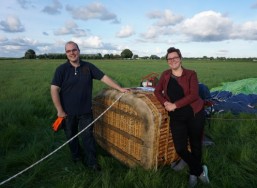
[133,54,139,59]
[113,54,121,59]
[121,49,133,59]
[104,54,110,59]
[150,55,160,60]
[95,53,102,59]
[24,49,36,59]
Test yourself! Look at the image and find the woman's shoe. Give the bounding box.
[171,159,187,171]
[188,175,197,188]
[198,165,210,184]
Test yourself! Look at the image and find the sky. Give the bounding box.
[1,0,257,58]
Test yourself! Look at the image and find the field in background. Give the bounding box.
[0,59,257,187]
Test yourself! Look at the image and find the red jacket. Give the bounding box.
[154,68,204,114]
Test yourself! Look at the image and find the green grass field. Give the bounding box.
[0,59,257,187]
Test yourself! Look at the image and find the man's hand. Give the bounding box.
[119,88,130,93]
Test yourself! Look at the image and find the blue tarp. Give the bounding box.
[210,91,257,114]
[199,82,257,115]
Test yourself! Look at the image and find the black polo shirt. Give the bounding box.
[51,60,104,115]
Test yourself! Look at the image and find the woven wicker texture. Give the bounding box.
[92,88,180,169]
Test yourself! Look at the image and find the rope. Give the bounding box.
[207,117,257,121]
[0,92,125,186]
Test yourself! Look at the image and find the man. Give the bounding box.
[51,41,128,171]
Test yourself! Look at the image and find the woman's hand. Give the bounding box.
[164,101,177,112]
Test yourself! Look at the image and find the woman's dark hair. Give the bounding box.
[165,47,182,59]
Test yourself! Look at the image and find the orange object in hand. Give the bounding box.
[52,117,64,132]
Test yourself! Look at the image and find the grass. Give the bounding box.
[0,59,257,187]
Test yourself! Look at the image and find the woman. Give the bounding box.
[154,47,210,187]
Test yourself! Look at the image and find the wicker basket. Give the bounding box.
[92,88,180,169]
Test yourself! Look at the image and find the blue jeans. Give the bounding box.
[169,109,205,176]
[63,113,97,166]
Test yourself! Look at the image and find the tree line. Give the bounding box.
[23,49,257,61]
[24,49,138,60]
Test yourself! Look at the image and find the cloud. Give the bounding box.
[10,37,38,46]
[17,0,33,9]
[66,2,119,23]
[72,29,88,37]
[0,15,25,32]
[147,9,184,26]
[0,35,8,42]
[140,26,164,39]
[82,36,103,48]
[142,10,257,43]
[116,25,135,38]
[178,10,233,41]
[176,10,257,42]
[232,21,257,40]
[139,9,183,40]
[0,36,43,57]
[42,0,62,15]
[68,37,102,50]
[54,20,87,37]
[54,20,77,35]
[251,2,257,9]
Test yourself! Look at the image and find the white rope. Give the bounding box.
[0,92,125,186]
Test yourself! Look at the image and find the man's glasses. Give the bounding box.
[167,57,180,62]
[66,48,78,54]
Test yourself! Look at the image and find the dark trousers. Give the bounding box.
[169,109,205,176]
[63,113,97,166]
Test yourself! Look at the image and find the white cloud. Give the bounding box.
[232,21,257,40]
[116,25,135,38]
[0,35,8,42]
[140,9,183,40]
[85,36,103,48]
[73,29,87,37]
[54,20,87,37]
[4,45,24,51]
[147,9,184,26]
[73,36,103,49]
[140,26,163,39]
[17,0,33,9]
[178,10,233,41]
[13,37,38,46]
[42,0,62,15]
[0,15,25,32]
[66,2,118,23]
[54,20,77,35]
[0,36,43,57]
[37,45,53,54]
